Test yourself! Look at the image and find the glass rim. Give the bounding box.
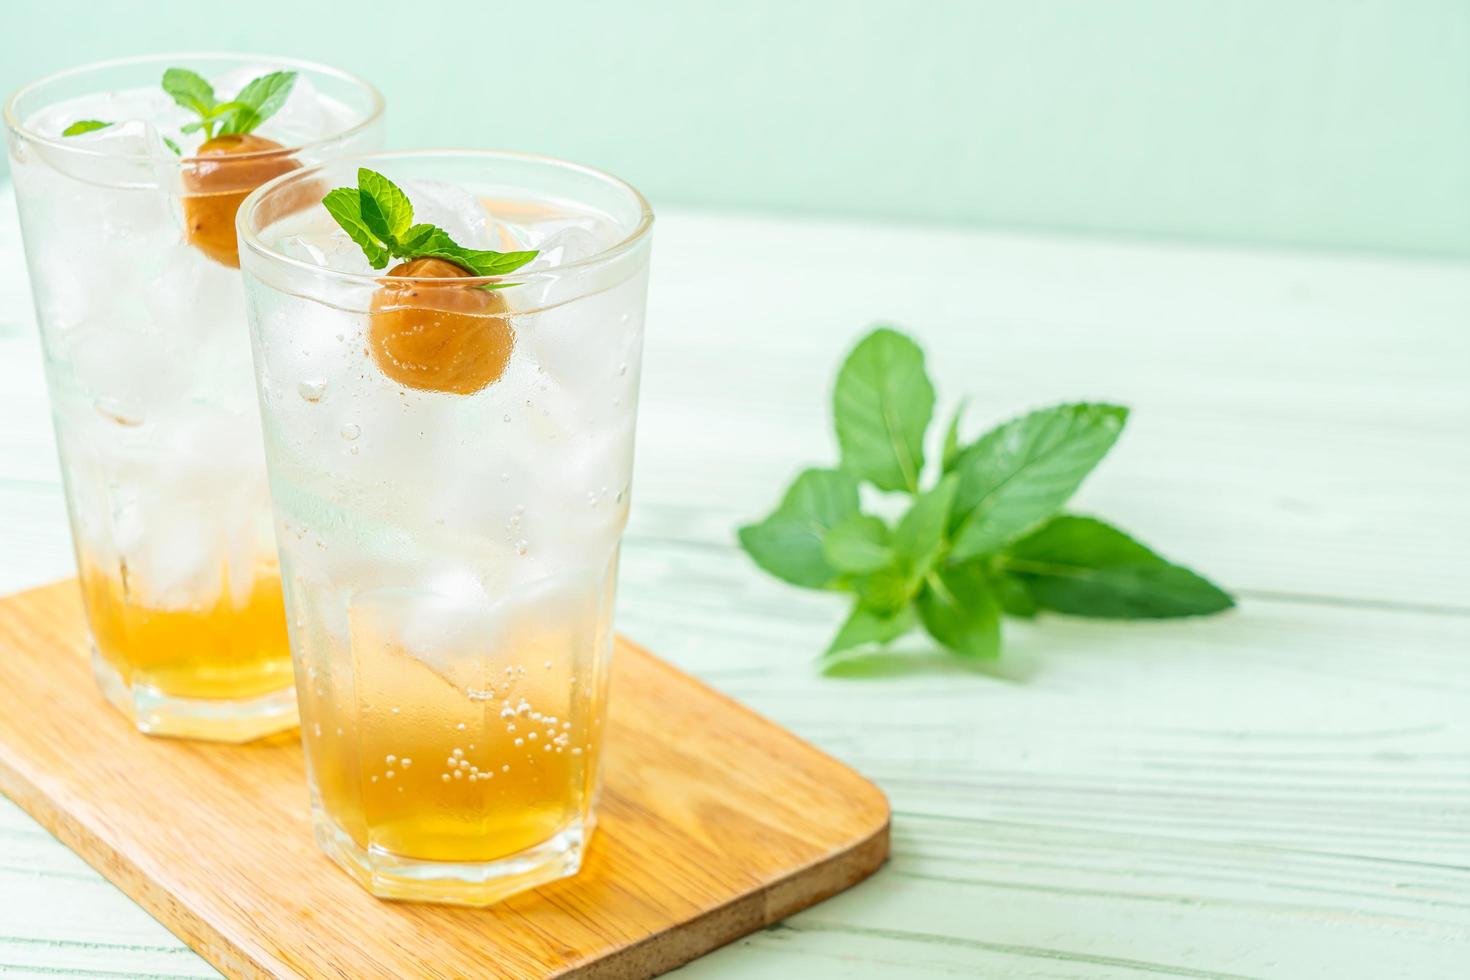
[236,148,656,288]
[2,51,385,168]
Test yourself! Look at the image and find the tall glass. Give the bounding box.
[237,151,653,904]
[4,55,384,741]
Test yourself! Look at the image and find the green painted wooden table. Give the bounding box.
[1,185,1467,978]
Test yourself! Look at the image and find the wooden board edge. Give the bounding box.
[572,636,893,978]
[566,819,891,980]
[0,742,285,979]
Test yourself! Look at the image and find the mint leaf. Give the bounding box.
[854,565,912,615]
[162,136,182,155]
[1000,515,1234,618]
[822,515,892,574]
[736,328,1233,667]
[321,188,391,269]
[941,400,967,473]
[398,223,437,251]
[446,248,541,277]
[826,602,917,657]
[358,167,413,242]
[203,100,248,135]
[834,327,935,493]
[949,403,1127,560]
[62,119,111,137]
[219,71,296,136]
[323,171,539,281]
[405,228,538,276]
[738,468,860,589]
[891,473,957,581]
[825,476,960,621]
[917,564,1001,658]
[162,68,216,117]
[987,569,1038,619]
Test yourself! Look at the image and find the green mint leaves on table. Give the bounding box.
[162,68,296,141]
[323,168,539,281]
[61,119,112,136]
[738,326,1234,664]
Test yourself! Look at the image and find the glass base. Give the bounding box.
[92,647,298,743]
[313,809,589,906]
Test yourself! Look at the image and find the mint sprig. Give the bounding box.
[322,168,538,282]
[62,120,111,136]
[162,68,296,141]
[738,326,1234,665]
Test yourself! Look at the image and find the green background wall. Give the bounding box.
[3,0,1467,256]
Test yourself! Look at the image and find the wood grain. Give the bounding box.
[0,580,889,979]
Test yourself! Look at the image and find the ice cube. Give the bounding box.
[350,568,600,693]
[521,280,644,413]
[526,225,605,270]
[349,572,492,690]
[144,243,245,350]
[276,229,381,276]
[111,488,226,610]
[399,179,493,250]
[481,570,602,670]
[64,321,181,427]
[272,76,358,144]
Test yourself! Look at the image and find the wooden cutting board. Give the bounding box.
[0,581,889,979]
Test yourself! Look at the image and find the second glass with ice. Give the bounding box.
[237,151,653,904]
[4,54,384,740]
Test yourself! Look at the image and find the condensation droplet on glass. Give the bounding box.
[340,422,360,441]
[298,380,327,403]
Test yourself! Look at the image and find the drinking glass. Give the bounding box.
[4,55,383,741]
[237,150,653,904]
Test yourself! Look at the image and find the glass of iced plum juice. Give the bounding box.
[237,152,652,904]
[4,55,384,740]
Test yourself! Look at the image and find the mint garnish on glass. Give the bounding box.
[162,68,296,141]
[739,326,1234,663]
[61,119,111,137]
[62,67,294,152]
[323,168,538,281]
